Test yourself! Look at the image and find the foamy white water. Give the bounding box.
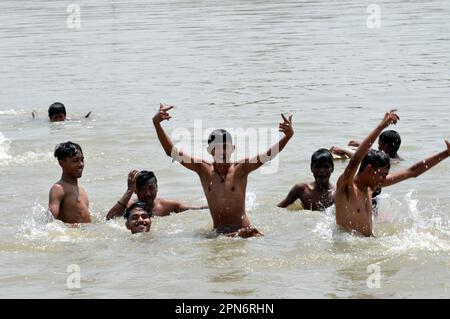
[1,0,449,298]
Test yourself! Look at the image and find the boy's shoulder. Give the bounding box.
[49,181,66,196]
[293,182,310,192]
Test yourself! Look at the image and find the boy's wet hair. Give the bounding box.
[379,130,401,154]
[207,129,233,146]
[54,141,82,160]
[358,149,390,174]
[136,171,157,189]
[311,148,334,170]
[48,102,66,118]
[123,201,152,220]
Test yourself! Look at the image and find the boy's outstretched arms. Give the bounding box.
[339,110,399,185]
[153,103,210,175]
[381,140,450,187]
[238,114,294,174]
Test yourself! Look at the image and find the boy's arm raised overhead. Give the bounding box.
[277,183,305,208]
[381,140,450,187]
[339,110,399,186]
[153,103,210,175]
[49,184,65,219]
[238,114,294,174]
[106,170,139,220]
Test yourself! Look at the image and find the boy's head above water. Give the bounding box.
[135,170,158,202]
[378,130,401,157]
[48,102,66,122]
[54,141,84,178]
[311,149,334,182]
[207,129,235,163]
[124,201,152,234]
[358,149,390,188]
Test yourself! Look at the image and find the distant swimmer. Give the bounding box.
[278,149,335,211]
[123,201,152,234]
[32,102,92,122]
[335,110,450,237]
[153,103,294,238]
[48,141,91,224]
[106,170,208,220]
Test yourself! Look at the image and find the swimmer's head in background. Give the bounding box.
[135,170,158,202]
[358,149,390,188]
[54,141,84,177]
[48,102,66,122]
[379,130,401,158]
[207,129,235,163]
[124,201,152,234]
[310,149,334,182]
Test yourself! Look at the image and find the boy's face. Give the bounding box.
[126,209,151,234]
[50,113,66,122]
[311,161,333,183]
[368,164,390,188]
[59,151,84,178]
[136,183,158,203]
[209,143,235,163]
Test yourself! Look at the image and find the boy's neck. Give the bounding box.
[213,162,231,180]
[314,179,331,191]
[61,173,78,185]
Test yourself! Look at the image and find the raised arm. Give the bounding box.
[106,170,139,220]
[339,110,399,185]
[153,103,209,174]
[382,140,450,187]
[277,183,304,208]
[238,114,294,174]
[49,184,64,219]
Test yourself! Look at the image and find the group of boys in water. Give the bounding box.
[47,102,450,237]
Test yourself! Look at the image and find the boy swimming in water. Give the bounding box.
[335,110,450,237]
[153,103,294,238]
[48,102,67,122]
[106,170,208,220]
[48,141,91,223]
[124,201,152,234]
[331,130,402,211]
[36,102,91,122]
[277,149,335,211]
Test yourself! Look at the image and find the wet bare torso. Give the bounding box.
[198,163,250,232]
[57,181,91,223]
[299,182,335,211]
[335,180,373,236]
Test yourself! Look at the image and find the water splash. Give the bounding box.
[0,109,19,115]
[245,191,257,212]
[0,132,12,160]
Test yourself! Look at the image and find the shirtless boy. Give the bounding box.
[153,103,294,238]
[48,141,91,223]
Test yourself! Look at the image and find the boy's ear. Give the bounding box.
[58,159,64,167]
[365,164,373,174]
[125,221,131,230]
